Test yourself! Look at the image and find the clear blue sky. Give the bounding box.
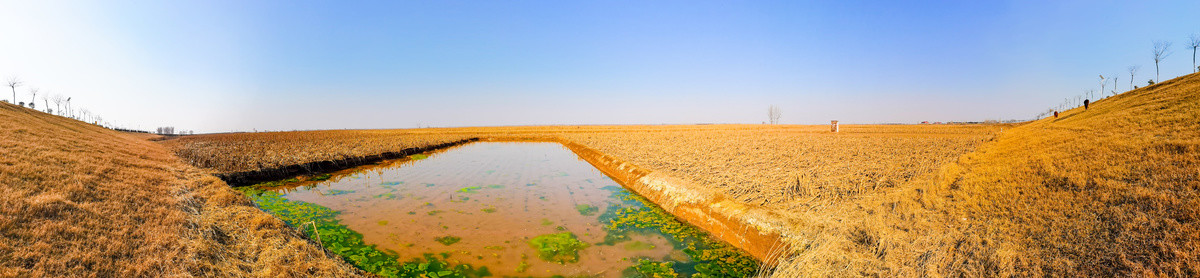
[2,0,1198,132]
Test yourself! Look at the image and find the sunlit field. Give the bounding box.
[5,1,1200,277]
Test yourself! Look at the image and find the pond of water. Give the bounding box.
[239,142,758,278]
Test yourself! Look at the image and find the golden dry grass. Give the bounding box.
[0,102,364,277]
[162,130,475,174]
[772,73,1200,277]
[157,73,1199,277]
[557,124,1005,207]
[161,123,1007,275]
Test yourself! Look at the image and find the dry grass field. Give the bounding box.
[36,72,1194,276]
[161,122,1012,275]
[162,130,476,174]
[0,102,364,277]
[771,73,1200,277]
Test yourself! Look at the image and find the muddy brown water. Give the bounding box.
[261,142,733,277]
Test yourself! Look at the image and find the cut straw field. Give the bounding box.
[0,102,364,277]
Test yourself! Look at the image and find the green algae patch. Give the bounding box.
[237,185,482,278]
[457,186,482,193]
[528,232,589,264]
[515,260,530,273]
[324,189,355,196]
[381,181,403,186]
[409,154,429,160]
[575,204,599,216]
[623,241,656,251]
[601,191,760,277]
[435,236,462,246]
[633,259,680,278]
[252,178,300,188]
[373,192,399,200]
[486,184,505,189]
[481,206,497,213]
[310,173,333,181]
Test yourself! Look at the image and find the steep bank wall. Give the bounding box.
[216,138,479,186]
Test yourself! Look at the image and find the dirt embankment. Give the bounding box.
[213,138,479,186]
[0,102,364,277]
[772,73,1200,276]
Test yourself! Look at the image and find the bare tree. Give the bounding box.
[1111,74,1119,96]
[1190,34,1200,73]
[28,87,38,109]
[51,94,64,116]
[6,76,21,104]
[1153,40,1173,83]
[767,105,781,124]
[1128,65,1139,91]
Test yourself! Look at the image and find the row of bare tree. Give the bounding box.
[4,75,160,133]
[6,76,84,120]
[1039,34,1200,119]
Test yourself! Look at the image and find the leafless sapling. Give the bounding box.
[1128,65,1139,91]
[1111,74,1119,96]
[28,87,37,109]
[51,94,64,116]
[1190,34,1200,73]
[6,76,21,104]
[1153,41,1173,83]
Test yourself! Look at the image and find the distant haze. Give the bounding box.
[1,1,1198,133]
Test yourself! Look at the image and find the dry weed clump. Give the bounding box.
[0,102,363,277]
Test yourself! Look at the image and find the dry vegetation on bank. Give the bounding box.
[0,102,364,277]
[772,73,1200,277]
[157,74,1199,277]
[161,122,1007,273]
[161,130,476,174]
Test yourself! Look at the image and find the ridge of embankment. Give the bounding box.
[0,102,364,277]
[215,138,479,186]
[771,72,1200,276]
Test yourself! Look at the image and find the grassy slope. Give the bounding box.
[941,72,1200,276]
[775,73,1199,276]
[0,103,363,277]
